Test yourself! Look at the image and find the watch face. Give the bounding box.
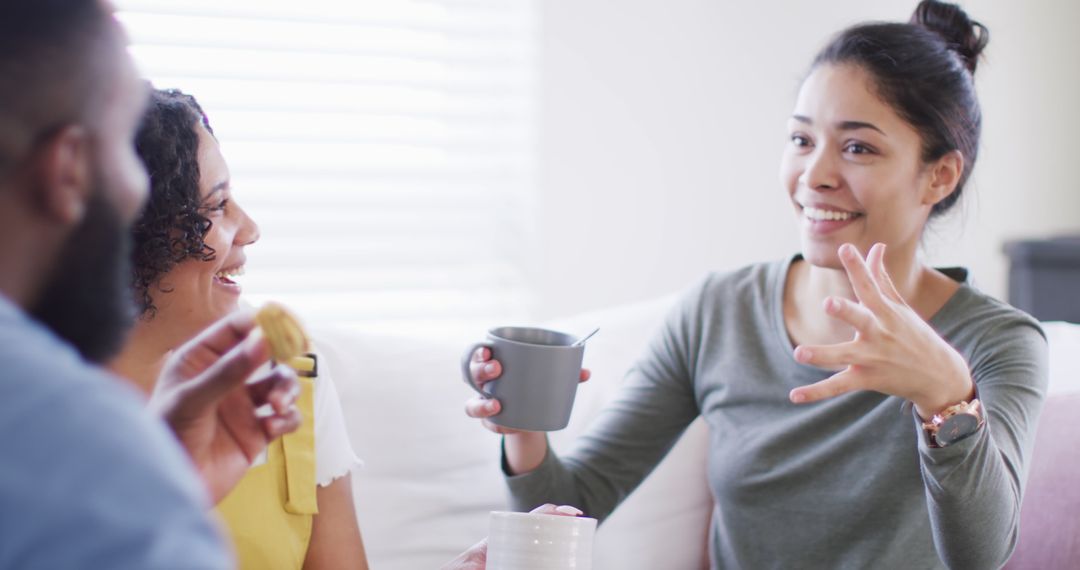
[937,414,980,446]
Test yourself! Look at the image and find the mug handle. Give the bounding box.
[461,341,495,398]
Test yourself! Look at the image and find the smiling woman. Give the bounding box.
[465,2,1049,568]
[110,88,369,570]
[781,63,964,281]
[129,90,259,329]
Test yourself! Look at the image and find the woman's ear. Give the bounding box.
[923,150,964,207]
[33,125,92,225]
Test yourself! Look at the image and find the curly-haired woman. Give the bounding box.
[109,89,368,570]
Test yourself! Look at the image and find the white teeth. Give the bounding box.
[215,266,245,279]
[803,207,854,222]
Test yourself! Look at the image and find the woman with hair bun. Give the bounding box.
[466,1,1046,568]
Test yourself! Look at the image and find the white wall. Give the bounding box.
[532,0,1080,319]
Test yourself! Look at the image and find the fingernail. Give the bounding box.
[796,347,811,360]
[555,505,583,516]
[486,400,498,413]
[484,363,496,374]
[790,391,806,404]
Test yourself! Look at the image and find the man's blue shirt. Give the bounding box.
[0,295,229,569]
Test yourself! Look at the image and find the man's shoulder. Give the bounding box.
[0,311,230,568]
[0,305,197,497]
[0,309,153,437]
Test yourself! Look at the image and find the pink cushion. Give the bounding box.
[1005,392,1080,568]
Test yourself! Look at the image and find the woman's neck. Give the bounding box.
[785,246,959,348]
[108,314,194,396]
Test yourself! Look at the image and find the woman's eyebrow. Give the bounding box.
[838,120,886,136]
[205,181,230,198]
[791,115,886,136]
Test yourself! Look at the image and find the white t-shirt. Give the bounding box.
[309,345,362,486]
[251,344,360,487]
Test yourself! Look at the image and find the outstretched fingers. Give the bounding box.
[793,341,860,370]
[821,295,876,334]
[789,368,859,404]
[867,243,906,306]
[838,244,886,313]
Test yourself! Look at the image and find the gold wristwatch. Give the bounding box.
[923,399,984,448]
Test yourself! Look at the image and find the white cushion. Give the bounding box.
[313,293,712,569]
[1044,321,1080,395]
[313,326,506,570]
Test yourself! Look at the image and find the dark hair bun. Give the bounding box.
[910,0,988,74]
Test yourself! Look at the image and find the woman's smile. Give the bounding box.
[213,263,246,294]
[798,202,865,235]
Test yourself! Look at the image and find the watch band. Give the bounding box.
[923,399,984,448]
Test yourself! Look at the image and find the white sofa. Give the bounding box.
[312,298,1080,570]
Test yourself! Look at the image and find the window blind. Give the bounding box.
[115,0,537,336]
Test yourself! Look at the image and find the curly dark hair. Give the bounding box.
[131,88,218,317]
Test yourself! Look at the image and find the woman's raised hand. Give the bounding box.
[788,243,975,418]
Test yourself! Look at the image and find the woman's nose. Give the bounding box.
[800,147,840,191]
[235,205,260,246]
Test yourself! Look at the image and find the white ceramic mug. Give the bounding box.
[487,511,597,570]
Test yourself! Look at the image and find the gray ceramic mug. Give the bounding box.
[461,326,585,431]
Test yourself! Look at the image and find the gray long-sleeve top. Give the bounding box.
[505,259,1048,569]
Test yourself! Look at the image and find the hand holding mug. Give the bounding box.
[461,327,591,434]
[487,504,596,570]
[439,504,589,570]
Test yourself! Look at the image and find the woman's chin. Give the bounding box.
[801,243,846,271]
[201,296,241,327]
[217,298,241,316]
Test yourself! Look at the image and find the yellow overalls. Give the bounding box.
[215,355,319,570]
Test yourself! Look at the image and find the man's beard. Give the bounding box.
[29,186,137,364]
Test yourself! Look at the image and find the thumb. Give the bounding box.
[181,332,270,410]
